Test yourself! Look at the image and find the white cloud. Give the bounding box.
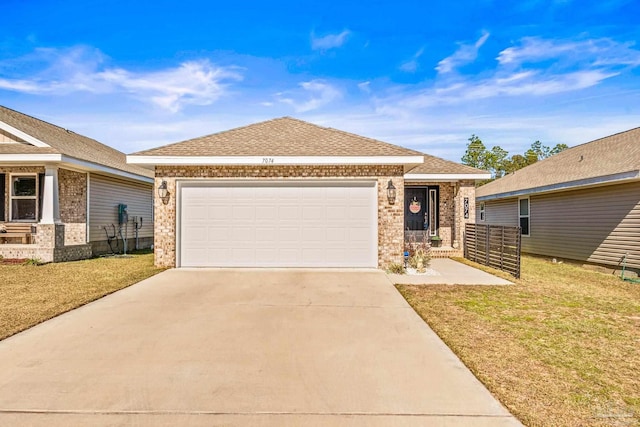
[400,47,425,73]
[311,30,351,50]
[436,31,490,74]
[277,80,341,112]
[358,81,371,93]
[498,37,640,67]
[0,46,242,112]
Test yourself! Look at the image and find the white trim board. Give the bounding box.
[127,155,425,166]
[0,121,51,148]
[404,173,491,181]
[477,170,640,201]
[0,154,153,184]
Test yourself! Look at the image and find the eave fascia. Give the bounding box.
[0,154,62,163]
[404,173,492,181]
[60,155,154,183]
[477,170,640,201]
[126,155,425,166]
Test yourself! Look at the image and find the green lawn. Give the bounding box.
[398,255,640,427]
[0,253,164,341]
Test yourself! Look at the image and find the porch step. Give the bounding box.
[430,247,463,258]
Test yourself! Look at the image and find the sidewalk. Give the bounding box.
[388,258,513,285]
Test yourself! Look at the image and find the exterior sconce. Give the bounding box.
[158,180,170,205]
[386,179,396,204]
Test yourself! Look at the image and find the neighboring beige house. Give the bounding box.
[0,106,154,262]
[476,127,640,272]
[128,117,489,269]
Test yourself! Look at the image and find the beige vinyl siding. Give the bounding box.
[524,181,640,269]
[88,174,153,242]
[476,198,518,226]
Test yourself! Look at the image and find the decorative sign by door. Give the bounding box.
[409,198,421,214]
[464,197,469,219]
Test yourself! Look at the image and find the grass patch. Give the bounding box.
[0,253,164,341]
[398,255,640,426]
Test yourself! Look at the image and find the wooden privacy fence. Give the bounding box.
[464,223,521,278]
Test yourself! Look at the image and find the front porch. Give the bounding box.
[1,166,91,263]
[403,180,476,259]
[0,223,92,263]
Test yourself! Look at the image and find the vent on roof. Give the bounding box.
[579,155,584,162]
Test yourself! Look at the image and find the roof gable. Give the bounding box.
[0,105,153,179]
[477,127,640,199]
[131,117,424,158]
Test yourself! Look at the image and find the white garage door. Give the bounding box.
[179,181,378,268]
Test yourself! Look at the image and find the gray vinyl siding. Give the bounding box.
[476,198,518,226]
[88,174,153,243]
[525,182,640,269]
[479,181,640,270]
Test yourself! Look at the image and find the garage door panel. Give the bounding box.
[180,182,377,267]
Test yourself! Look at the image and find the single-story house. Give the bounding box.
[0,105,154,262]
[476,127,640,272]
[127,117,489,268]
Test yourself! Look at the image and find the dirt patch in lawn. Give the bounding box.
[398,255,640,427]
[0,253,165,341]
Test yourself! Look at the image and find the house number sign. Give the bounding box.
[464,197,469,219]
[262,157,275,164]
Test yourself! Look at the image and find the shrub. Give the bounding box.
[387,263,406,274]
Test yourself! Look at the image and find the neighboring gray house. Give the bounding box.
[476,127,640,271]
[0,105,154,262]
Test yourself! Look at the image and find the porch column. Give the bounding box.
[41,165,61,224]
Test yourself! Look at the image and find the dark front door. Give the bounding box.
[405,188,427,231]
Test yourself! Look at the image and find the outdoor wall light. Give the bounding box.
[158,180,170,205]
[386,179,396,204]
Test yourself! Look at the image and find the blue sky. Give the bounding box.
[1,0,639,161]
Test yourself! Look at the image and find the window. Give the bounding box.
[519,197,530,236]
[479,202,485,221]
[10,174,38,221]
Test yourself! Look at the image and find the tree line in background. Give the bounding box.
[461,135,569,181]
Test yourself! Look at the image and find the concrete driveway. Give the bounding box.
[0,269,522,426]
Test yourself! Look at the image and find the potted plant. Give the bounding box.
[430,235,442,248]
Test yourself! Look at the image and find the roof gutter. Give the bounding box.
[61,155,154,183]
[477,170,640,201]
[0,154,153,183]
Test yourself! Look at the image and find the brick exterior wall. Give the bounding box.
[154,165,405,269]
[58,168,87,245]
[1,224,90,262]
[456,180,477,247]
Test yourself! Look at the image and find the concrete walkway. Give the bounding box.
[0,269,521,426]
[388,258,514,285]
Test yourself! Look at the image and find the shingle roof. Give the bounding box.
[0,105,153,179]
[477,127,640,198]
[408,154,490,175]
[131,117,424,157]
